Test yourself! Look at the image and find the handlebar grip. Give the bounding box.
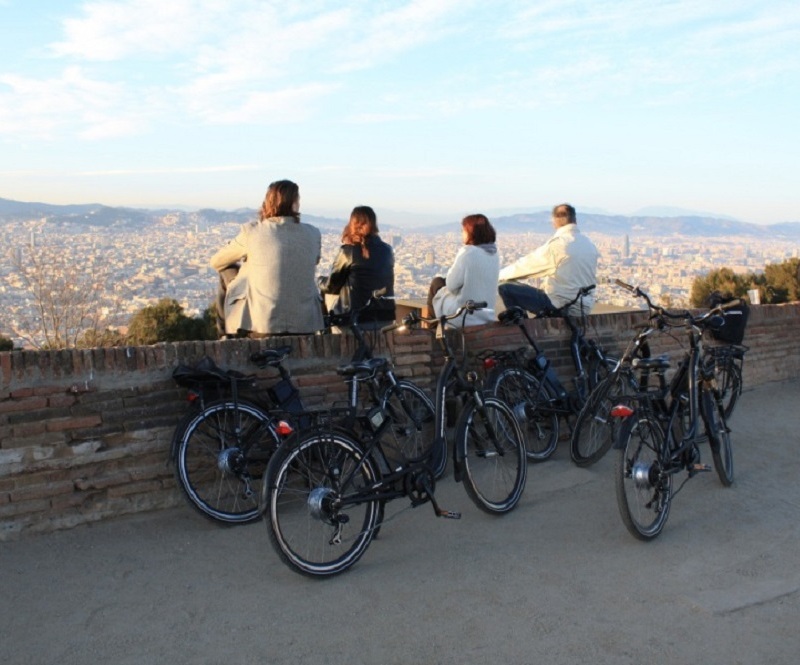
[718,299,743,311]
[467,300,488,311]
[371,287,387,299]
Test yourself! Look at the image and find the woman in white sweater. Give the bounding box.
[428,214,500,327]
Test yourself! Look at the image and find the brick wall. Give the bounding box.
[1,303,797,539]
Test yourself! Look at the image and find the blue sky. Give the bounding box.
[1,0,799,225]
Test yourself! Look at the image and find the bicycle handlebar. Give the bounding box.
[613,280,743,331]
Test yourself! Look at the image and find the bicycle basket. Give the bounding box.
[706,293,749,344]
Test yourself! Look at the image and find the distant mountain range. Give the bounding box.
[1,197,798,239]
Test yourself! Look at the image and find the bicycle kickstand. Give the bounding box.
[419,476,461,520]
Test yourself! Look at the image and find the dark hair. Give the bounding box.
[462,213,496,245]
[342,206,379,259]
[552,203,576,225]
[260,180,300,222]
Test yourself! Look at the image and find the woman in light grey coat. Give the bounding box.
[428,214,500,328]
[210,180,324,336]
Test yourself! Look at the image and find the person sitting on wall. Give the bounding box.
[318,205,396,330]
[427,213,500,328]
[210,179,324,337]
[498,203,598,317]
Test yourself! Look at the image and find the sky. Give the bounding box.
[1,0,799,225]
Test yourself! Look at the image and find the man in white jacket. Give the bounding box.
[498,203,598,316]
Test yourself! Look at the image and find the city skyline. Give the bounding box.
[2,1,799,226]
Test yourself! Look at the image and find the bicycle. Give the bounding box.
[169,291,438,525]
[482,285,614,461]
[569,282,748,467]
[170,347,301,524]
[263,300,527,577]
[609,281,740,540]
[325,291,442,479]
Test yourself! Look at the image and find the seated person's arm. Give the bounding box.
[210,236,246,272]
[499,242,554,282]
[319,248,351,294]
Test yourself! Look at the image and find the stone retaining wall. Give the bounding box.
[1,304,797,539]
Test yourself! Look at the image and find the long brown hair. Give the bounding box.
[342,206,379,259]
[260,180,300,222]
[462,213,496,245]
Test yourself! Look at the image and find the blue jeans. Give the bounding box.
[498,282,554,315]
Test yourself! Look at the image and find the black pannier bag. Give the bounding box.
[706,291,749,344]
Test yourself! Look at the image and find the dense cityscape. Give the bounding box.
[1,213,798,348]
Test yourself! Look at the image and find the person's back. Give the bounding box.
[320,206,395,325]
[210,179,324,336]
[242,218,324,332]
[342,235,395,321]
[539,223,598,313]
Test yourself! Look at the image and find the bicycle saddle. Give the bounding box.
[250,346,292,368]
[498,307,526,324]
[336,356,389,379]
[631,355,671,371]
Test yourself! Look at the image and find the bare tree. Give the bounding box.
[7,243,119,349]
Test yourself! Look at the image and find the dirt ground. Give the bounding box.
[2,379,799,665]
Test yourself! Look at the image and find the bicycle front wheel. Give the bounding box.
[486,366,558,461]
[380,380,442,478]
[264,430,380,577]
[702,389,734,487]
[614,412,672,541]
[456,397,527,514]
[175,399,278,524]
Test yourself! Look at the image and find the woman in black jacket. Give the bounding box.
[319,206,396,327]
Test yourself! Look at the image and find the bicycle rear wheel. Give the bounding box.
[486,366,558,461]
[702,389,734,486]
[456,397,527,514]
[264,430,380,577]
[380,380,442,478]
[712,351,743,420]
[571,372,633,467]
[614,412,672,540]
[175,399,278,524]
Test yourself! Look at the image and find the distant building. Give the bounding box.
[623,234,630,259]
[425,251,435,266]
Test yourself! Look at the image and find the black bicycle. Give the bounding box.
[170,348,300,524]
[169,291,436,525]
[569,282,748,467]
[483,285,613,461]
[610,281,740,540]
[263,301,527,577]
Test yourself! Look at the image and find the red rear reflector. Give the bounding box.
[483,357,497,370]
[275,420,294,437]
[187,391,199,402]
[610,404,634,418]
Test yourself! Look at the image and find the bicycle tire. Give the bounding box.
[380,380,443,478]
[456,396,527,514]
[264,430,380,577]
[570,372,635,467]
[175,399,278,524]
[713,353,742,420]
[701,389,734,487]
[614,412,672,541]
[486,366,559,461]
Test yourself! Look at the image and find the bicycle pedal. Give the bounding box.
[689,463,712,474]
[436,509,462,520]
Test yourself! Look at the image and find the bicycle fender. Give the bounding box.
[611,411,637,450]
